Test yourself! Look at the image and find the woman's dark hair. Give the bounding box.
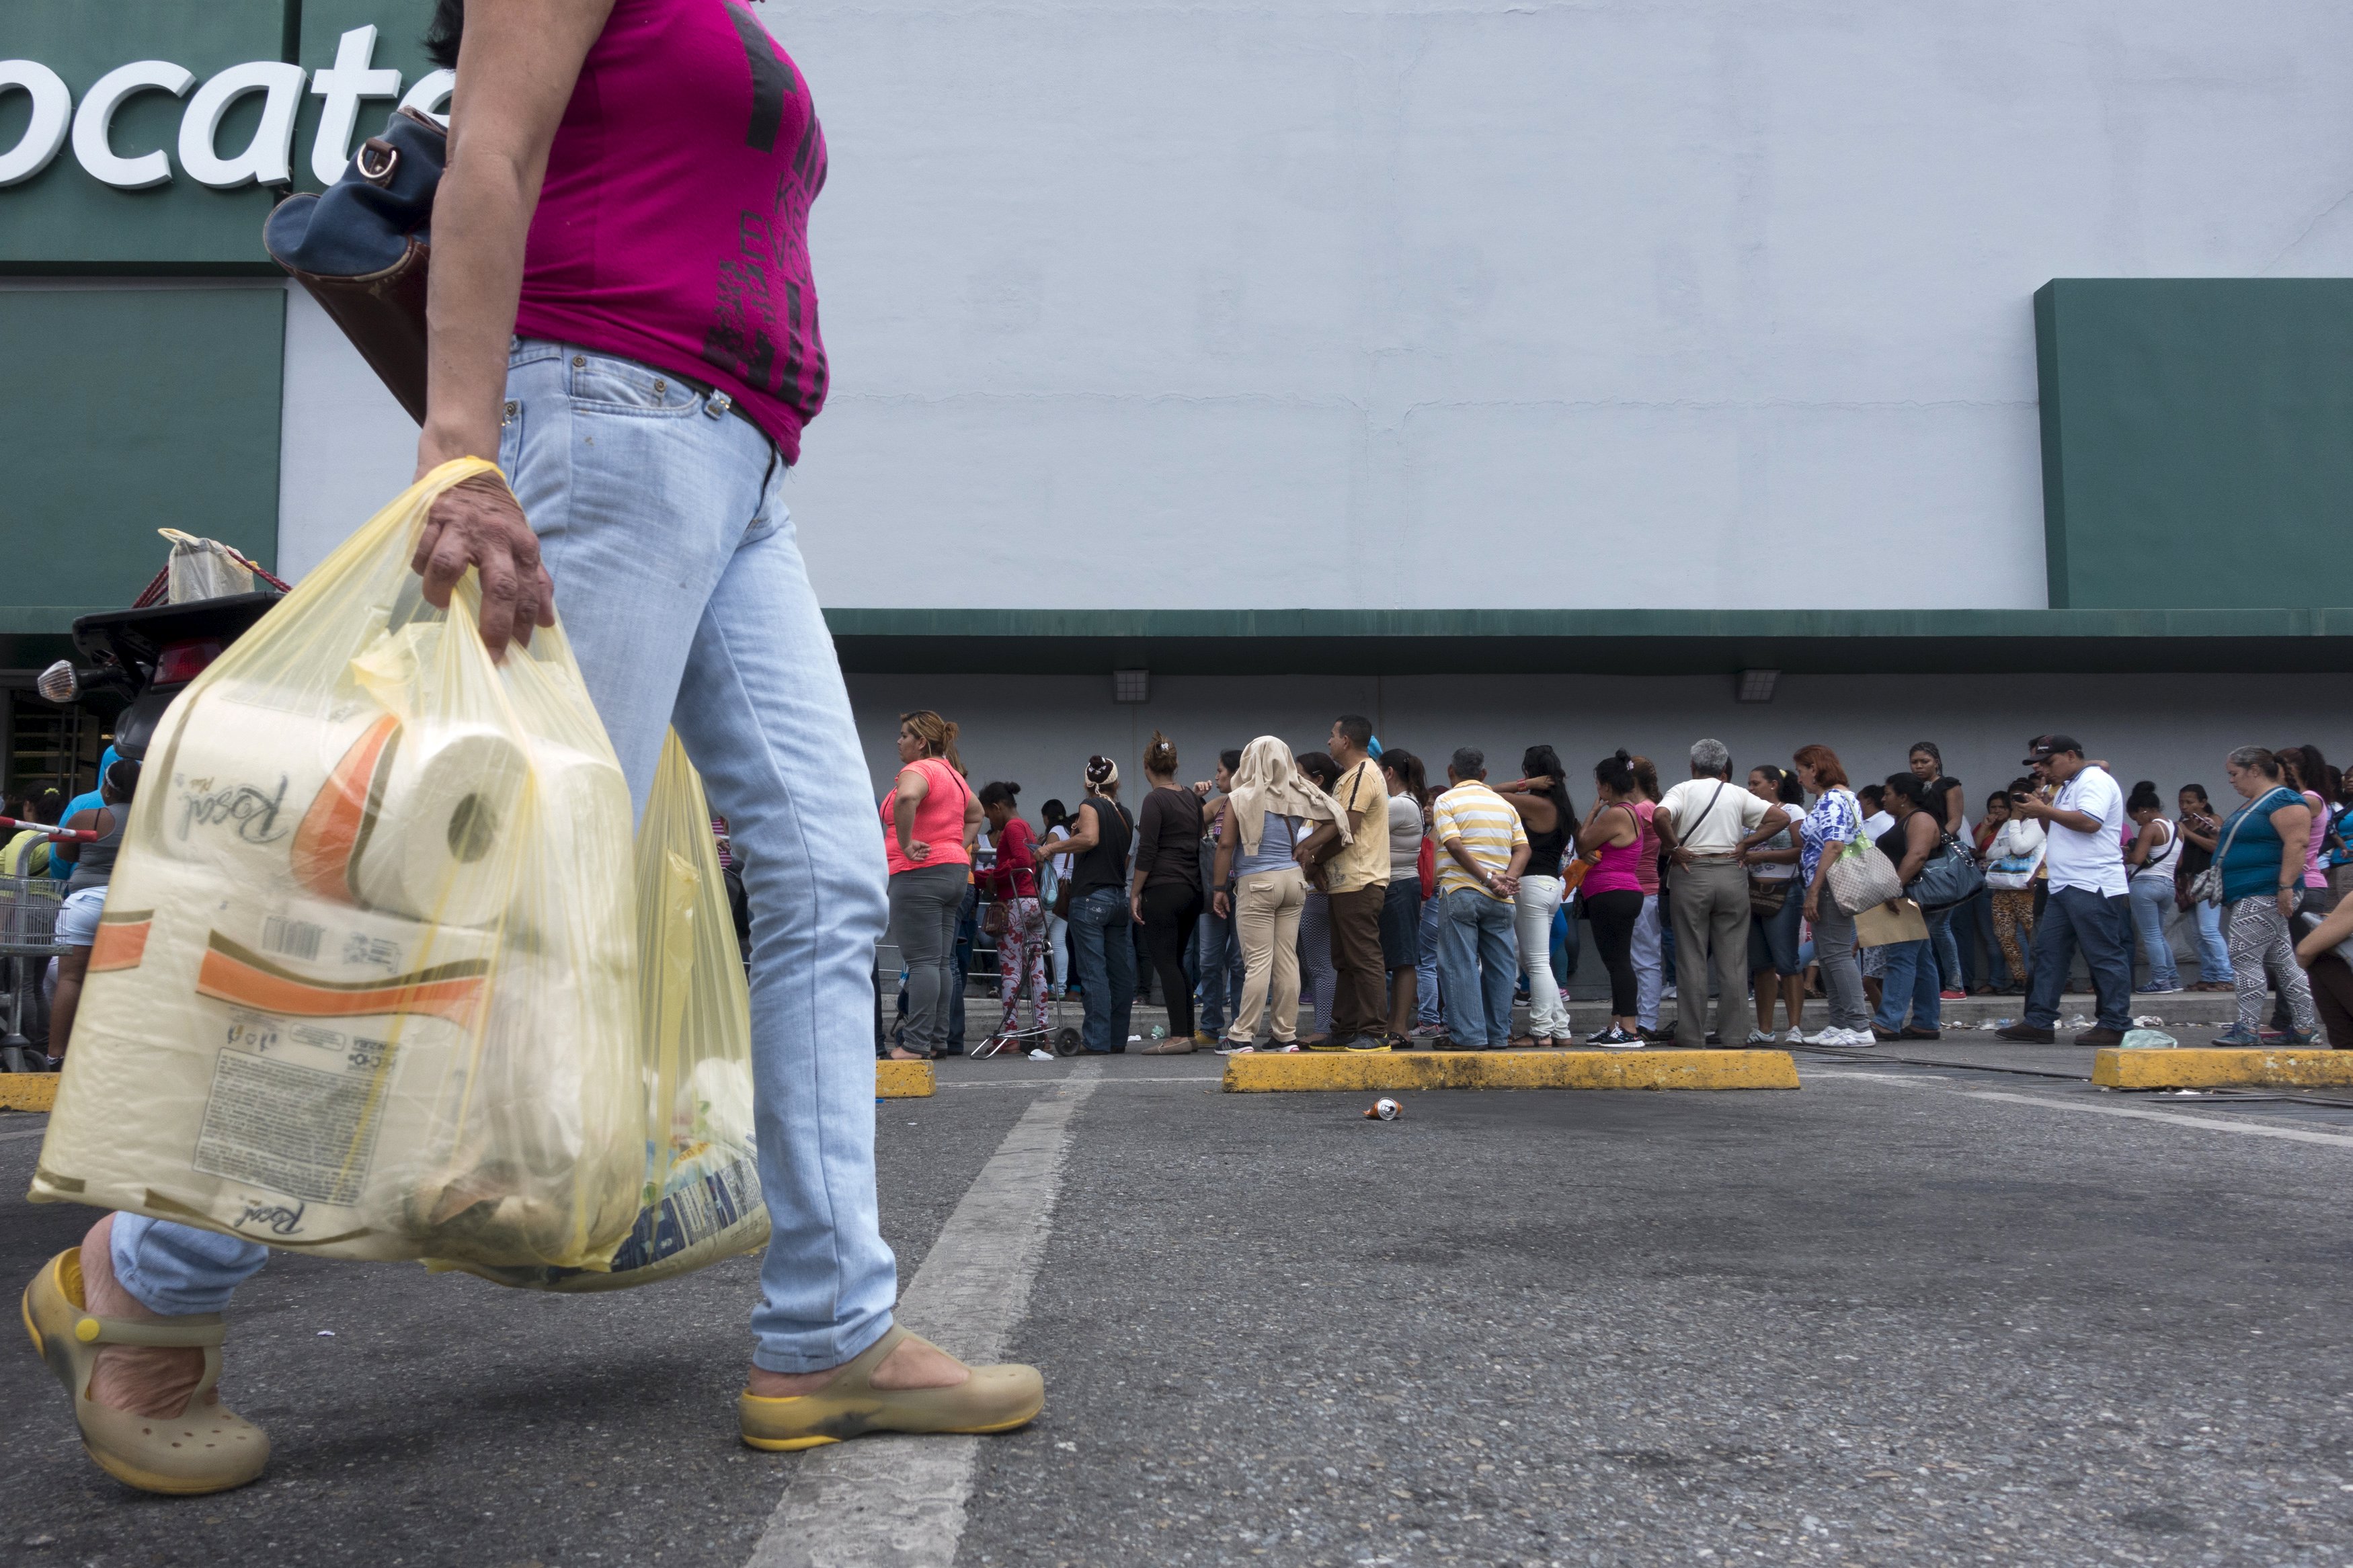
[1382,748,1429,808]
[2179,784,2212,809]
[1627,754,1659,802]
[29,786,63,825]
[1856,783,1884,809]
[1593,749,1636,796]
[1521,745,1578,831]
[1909,741,1943,769]
[1881,774,1929,810]
[2277,744,2326,796]
[1040,798,1070,828]
[1775,767,1806,807]
[1985,790,2012,811]
[104,758,140,804]
[1296,751,1339,792]
[979,780,1020,809]
[1142,729,1179,778]
[1220,748,1242,775]
[424,0,465,70]
[2126,780,2161,813]
[1791,744,1849,789]
[2009,776,2039,797]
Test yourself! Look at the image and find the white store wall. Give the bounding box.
[278,1,2353,607]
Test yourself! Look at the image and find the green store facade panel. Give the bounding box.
[2036,278,2353,610]
[0,287,285,634]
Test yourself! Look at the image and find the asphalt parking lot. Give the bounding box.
[4,1032,2352,1567]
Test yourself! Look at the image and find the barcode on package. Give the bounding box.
[262,915,323,960]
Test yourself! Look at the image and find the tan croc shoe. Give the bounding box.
[739,1325,1044,1452]
[21,1249,270,1495]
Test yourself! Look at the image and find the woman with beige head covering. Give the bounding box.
[1210,737,1349,1050]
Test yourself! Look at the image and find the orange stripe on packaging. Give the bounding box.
[196,932,489,1028]
[87,910,155,973]
[289,714,401,905]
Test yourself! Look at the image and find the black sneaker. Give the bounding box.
[1994,1023,2055,1043]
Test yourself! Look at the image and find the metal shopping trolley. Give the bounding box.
[968,891,1081,1059]
[1,874,66,1073]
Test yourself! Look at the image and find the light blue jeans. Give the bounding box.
[2187,897,2232,984]
[111,339,898,1373]
[1416,893,1443,1025]
[2127,875,2182,991]
[1435,886,1517,1046]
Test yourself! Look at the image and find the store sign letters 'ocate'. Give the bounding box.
[0,26,447,192]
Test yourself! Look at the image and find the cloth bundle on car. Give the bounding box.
[31,460,764,1289]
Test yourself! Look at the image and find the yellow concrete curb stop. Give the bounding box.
[1222,1048,1799,1092]
[0,1075,58,1113]
[2093,1046,2353,1089]
[876,1059,936,1098]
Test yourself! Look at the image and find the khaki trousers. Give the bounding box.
[1230,868,1308,1043]
[1668,859,1752,1046]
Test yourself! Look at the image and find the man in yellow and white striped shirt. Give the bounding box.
[1428,747,1529,1047]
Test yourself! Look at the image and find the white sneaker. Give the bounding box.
[1743,1030,1774,1046]
[1841,1028,1877,1046]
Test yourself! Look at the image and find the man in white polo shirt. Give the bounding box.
[1996,734,2131,1045]
[1654,739,1790,1048]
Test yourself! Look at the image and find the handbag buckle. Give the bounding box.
[355,138,399,186]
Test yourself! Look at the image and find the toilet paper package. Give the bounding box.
[444,732,767,1292]
[32,460,645,1273]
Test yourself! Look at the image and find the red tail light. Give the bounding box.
[154,638,223,686]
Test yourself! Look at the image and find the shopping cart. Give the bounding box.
[1,874,65,1073]
[969,894,1081,1059]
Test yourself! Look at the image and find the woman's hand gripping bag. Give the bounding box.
[30,460,644,1272]
[447,731,767,1291]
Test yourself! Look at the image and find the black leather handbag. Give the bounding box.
[263,107,445,423]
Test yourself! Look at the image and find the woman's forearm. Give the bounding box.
[418,151,533,470]
[893,795,918,855]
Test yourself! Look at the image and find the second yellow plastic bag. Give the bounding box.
[449,732,767,1292]
[32,460,645,1272]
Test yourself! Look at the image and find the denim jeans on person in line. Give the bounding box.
[112,339,899,1372]
[1435,886,1517,1046]
[1193,886,1243,1035]
[2126,875,2182,991]
[1872,937,1942,1034]
[1632,893,1664,1028]
[1416,893,1443,1025]
[1927,906,1962,992]
[1068,886,1137,1052]
[2024,885,2133,1032]
[2186,897,2231,985]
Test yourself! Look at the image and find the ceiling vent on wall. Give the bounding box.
[1734,668,1780,703]
[1112,668,1150,703]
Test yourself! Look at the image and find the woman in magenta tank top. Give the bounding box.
[1576,751,1650,1046]
[44,0,1043,1489]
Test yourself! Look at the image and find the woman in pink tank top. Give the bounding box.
[1576,751,1651,1046]
[39,0,1044,1493]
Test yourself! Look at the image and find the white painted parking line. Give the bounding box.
[1960,1090,2353,1149]
[1802,1070,1950,1082]
[746,1063,1103,1568]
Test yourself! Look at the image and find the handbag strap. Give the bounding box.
[1679,782,1726,845]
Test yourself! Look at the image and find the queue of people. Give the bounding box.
[877,714,2353,1057]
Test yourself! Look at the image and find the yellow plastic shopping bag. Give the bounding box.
[448,732,767,1292]
[32,460,643,1272]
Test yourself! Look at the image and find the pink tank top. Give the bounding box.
[516,0,828,462]
[882,759,973,876]
[1583,803,1647,896]
[1631,800,1661,896]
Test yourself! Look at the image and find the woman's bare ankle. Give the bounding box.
[79,1214,212,1418]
